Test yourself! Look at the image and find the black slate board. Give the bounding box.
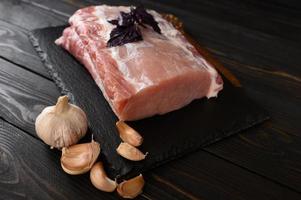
[29,26,269,180]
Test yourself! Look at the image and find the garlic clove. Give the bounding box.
[116,121,143,147]
[116,142,147,161]
[117,174,145,199]
[35,95,88,149]
[90,161,117,192]
[61,140,100,175]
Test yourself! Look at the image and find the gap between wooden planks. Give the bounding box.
[0,0,300,195]
[1,118,300,200]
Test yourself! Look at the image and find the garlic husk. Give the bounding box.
[116,121,143,147]
[35,95,88,149]
[117,174,145,199]
[61,140,100,175]
[90,161,117,192]
[116,142,147,161]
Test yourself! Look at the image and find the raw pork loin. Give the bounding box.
[55,5,223,121]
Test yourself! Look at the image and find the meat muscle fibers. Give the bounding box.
[55,5,223,121]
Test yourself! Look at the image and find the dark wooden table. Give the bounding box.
[0,0,300,199]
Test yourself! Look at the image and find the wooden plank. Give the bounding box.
[217,56,301,135]
[127,0,301,135]
[0,0,66,30]
[198,37,301,79]
[8,27,297,195]
[22,0,300,76]
[172,9,301,76]
[205,124,301,192]
[242,0,301,16]
[0,58,60,134]
[0,20,50,78]
[148,151,301,200]
[31,26,269,179]
[0,119,130,200]
[25,0,300,133]
[65,0,301,77]
[202,56,301,191]
[1,49,299,198]
[121,0,301,41]
[0,55,271,198]
[1,119,300,200]
[22,0,79,17]
[1,0,300,195]
[188,23,301,77]
[3,0,300,84]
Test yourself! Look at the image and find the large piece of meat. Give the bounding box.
[55,5,223,121]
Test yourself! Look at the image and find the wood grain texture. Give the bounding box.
[189,23,301,77]
[11,0,300,77]
[0,0,66,30]
[0,20,50,78]
[23,0,301,134]
[0,119,132,200]
[22,0,78,18]
[25,0,301,191]
[24,0,301,134]
[30,26,269,180]
[0,58,60,134]
[113,0,301,41]
[67,0,301,77]
[204,51,301,191]
[148,152,301,200]
[0,48,297,198]
[1,119,300,200]
[205,124,301,192]
[0,0,300,199]
[218,57,301,135]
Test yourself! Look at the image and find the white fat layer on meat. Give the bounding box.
[91,6,155,91]
[67,6,118,112]
[93,5,129,41]
[66,24,118,114]
[108,42,155,91]
[63,5,222,100]
[94,6,222,96]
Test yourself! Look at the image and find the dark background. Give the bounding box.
[0,0,300,199]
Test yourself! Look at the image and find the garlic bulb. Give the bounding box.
[35,95,88,148]
[116,142,148,161]
[90,161,117,192]
[61,140,100,175]
[117,174,145,199]
[116,121,143,147]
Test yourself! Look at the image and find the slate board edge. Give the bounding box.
[29,29,127,178]
[29,29,75,102]
[28,28,269,180]
[131,114,269,180]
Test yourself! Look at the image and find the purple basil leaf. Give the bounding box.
[107,24,143,47]
[108,19,119,25]
[134,5,161,34]
[107,5,161,47]
[120,11,134,26]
